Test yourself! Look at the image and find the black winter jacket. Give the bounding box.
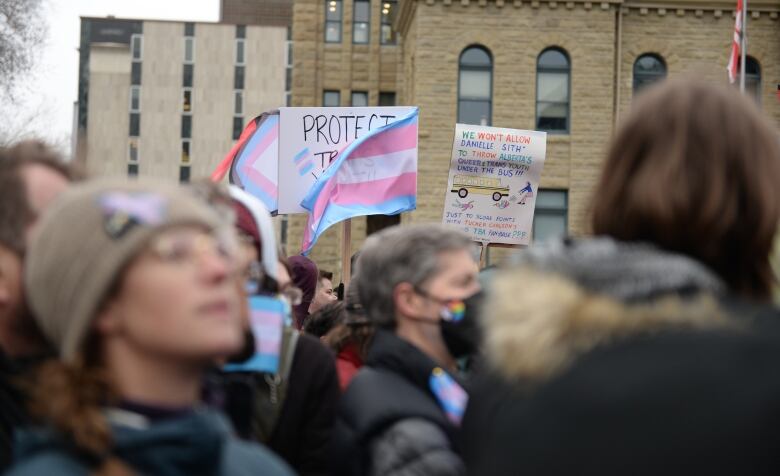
[211,332,340,476]
[331,330,466,476]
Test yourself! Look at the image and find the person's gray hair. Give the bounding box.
[355,224,474,328]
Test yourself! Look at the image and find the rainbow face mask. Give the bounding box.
[440,300,466,323]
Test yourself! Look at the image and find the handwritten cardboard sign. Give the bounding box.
[278,106,416,214]
[442,124,547,245]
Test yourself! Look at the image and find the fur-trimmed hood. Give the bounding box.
[483,237,736,383]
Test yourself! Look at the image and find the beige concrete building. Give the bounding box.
[75,17,287,184]
[289,0,780,275]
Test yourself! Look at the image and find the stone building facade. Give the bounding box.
[75,17,287,184]
[291,0,780,276]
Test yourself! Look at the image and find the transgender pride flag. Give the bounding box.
[300,109,418,255]
[223,296,285,374]
[211,111,279,214]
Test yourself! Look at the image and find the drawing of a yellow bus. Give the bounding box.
[450,174,510,202]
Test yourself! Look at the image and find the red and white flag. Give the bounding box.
[727,0,743,83]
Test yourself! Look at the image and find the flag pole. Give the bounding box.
[341,219,352,285]
[740,0,747,93]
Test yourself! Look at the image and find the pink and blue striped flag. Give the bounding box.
[429,367,469,426]
[223,296,285,374]
[211,111,279,214]
[300,109,419,255]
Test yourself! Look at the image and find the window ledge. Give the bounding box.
[546,134,571,142]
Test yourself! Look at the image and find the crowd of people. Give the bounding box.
[1,78,780,475]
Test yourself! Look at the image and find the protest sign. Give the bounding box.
[278,106,416,214]
[442,124,547,245]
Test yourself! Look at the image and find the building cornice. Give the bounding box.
[396,0,779,15]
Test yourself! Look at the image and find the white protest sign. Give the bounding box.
[278,106,416,214]
[442,124,547,245]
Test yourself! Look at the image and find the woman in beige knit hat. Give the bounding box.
[7,179,293,476]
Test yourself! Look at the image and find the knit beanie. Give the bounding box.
[228,186,278,282]
[25,179,222,362]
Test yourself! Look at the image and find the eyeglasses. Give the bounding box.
[243,259,302,305]
[147,230,238,267]
[243,260,266,295]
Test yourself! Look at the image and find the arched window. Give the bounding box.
[458,46,492,126]
[633,53,666,94]
[536,47,570,133]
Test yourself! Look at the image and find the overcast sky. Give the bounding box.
[7,0,219,155]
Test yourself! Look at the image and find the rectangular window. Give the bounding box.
[286,42,293,67]
[366,215,401,235]
[128,138,139,162]
[532,189,568,243]
[351,91,368,107]
[323,90,340,106]
[353,0,370,44]
[286,92,292,107]
[234,91,243,115]
[234,66,245,90]
[236,25,246,39]
[183,88,192,113]
[129,86,141,112]
[131,62,142,86]
[379,91,396,106]
[131,34,143,60]
[181,115,192,139]
[183,64,193,88]
[128,163,139,177]
[286,68,292,92]
[184,37,195,64]
[179,165,191,183]
[129,113,140,137]
[233,116,244,140]
[235,39,245,65]
[184,22,195,37]
[380,0,397,45]
[325,0,343,43]
[181,140,191,164]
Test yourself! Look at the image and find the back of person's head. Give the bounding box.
[0,140,73,255]
[591,79,780,300]
[304,301,345,338]
[356,224,474,328]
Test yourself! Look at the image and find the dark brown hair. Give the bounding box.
[0,140,75,255]
[591,79,780,300]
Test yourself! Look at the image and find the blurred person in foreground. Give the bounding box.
[462,79,780,475]
[0,141,73,470]
[331,224,480,476]
[8,180,292,475]
[212,186,339,476]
